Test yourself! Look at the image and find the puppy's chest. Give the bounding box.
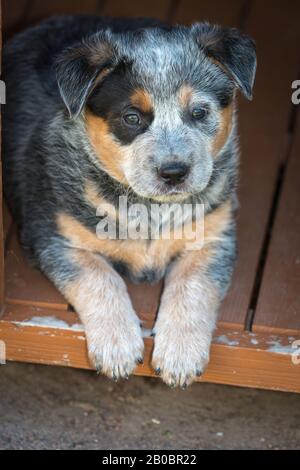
[111,239,181,283]
[57,210,193,283]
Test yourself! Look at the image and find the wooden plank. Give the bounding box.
[2,0,173,34]
[100,0,172,20]
[2,0,31,35]
[2,0,102,37]
[126,280,163,330]
[0,159,3,312]
[1,304,300,392]
[253,116,300,335]
[2,303,82,326]
[26,0,100,19]
[0,1,4,311]
[5,229,68,310]
[219,0,300,328]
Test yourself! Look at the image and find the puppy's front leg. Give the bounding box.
[152,208,236,388]
[40,246,144,379]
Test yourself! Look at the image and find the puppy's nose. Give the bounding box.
[158,163,189,186]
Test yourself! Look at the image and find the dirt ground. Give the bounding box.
[0,361,299,450]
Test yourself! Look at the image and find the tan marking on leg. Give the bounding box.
[203,199,232,243]
[85,111,128,184]
[211,104,233,157]
[84,180,118,220]
[84,180,105,208]
[130,89,153,113]
[64,249,144,378]
[157,201,232,293]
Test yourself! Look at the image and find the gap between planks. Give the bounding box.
[245,76,300,331]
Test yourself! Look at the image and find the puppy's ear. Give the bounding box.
[192,23,257,99]
[55,32,117,118]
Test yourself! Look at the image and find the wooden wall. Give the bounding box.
[2,0,175,39]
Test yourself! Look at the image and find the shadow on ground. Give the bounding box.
[0,362,299,449]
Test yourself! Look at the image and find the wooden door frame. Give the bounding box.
[0,0,4,312]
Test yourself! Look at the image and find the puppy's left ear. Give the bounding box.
[192,23,257,99]
[55,31,117,118]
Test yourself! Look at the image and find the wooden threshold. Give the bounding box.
[1,303,300,393]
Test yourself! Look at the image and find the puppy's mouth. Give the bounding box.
[124,171,197,202]
[147,182,193,202]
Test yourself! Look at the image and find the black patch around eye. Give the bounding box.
[87,64,154,145]
[110,113,153,145]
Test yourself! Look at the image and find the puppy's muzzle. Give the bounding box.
[158,162,190,186]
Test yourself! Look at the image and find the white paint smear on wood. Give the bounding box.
[13,316,84,331]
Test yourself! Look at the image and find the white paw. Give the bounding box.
[85,304,144,380]
[152,316,212,388]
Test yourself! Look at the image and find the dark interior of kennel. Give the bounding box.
[1,0,300,392]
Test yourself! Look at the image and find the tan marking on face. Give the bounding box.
[130,89,153,113]
[178,83,194,108]
[85,111,128,184]
[211,104,233,157]
[93,67,114,88]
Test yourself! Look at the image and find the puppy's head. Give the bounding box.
[56,23,256,200]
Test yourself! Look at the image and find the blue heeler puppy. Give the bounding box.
[3,16,256,387]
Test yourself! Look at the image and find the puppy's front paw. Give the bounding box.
[86,304,144,380]
[152,317,211,388]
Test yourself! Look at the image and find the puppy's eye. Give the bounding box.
[123,113,141,126]
[191,107,208,120]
